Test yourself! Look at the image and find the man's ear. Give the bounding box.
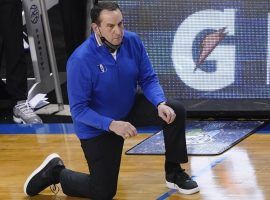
[91,23,98,34]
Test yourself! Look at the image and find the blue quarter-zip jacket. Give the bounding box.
[67,31,166,139]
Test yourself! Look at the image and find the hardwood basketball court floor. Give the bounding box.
[0,129,269,200]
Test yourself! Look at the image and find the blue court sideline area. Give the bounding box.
[0,124,161,134]
[0,122,269,134]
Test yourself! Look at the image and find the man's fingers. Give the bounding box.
[164,109,172,123]
[124,133,129,139]
[159,112,166,122]
[127,124,137,137]
[130,125,138,136]
[123,123,137,139]
[160,107,176,124]
[168,109,176,124]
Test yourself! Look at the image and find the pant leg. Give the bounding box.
[58,0,87,58]
[126,93,188,163]
[0,0,27,100]
[60,133,124,200]
[162,98,188,163]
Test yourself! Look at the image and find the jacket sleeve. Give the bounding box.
[67,58,113,131]
[137,37,167,107]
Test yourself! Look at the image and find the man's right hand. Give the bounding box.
[109,120,137,139]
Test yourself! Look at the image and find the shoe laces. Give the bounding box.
[15,101,36,117]
[50,184,60,195]
[174,168,191,182]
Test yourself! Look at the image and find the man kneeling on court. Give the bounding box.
[23,2,199,199]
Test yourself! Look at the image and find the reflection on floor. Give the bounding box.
[0,132,269,200]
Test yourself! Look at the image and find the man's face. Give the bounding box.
[96,9,124,45]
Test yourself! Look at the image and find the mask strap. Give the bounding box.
[97,28,121,53]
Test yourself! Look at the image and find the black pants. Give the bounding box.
[60,93,188,199]
[58,0,87,58]
[0,0,27,101]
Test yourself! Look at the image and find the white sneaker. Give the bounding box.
[13,100,43,124]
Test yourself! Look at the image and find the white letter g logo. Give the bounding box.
[172,9,236,91]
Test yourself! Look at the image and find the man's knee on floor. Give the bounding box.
[62,186,116,200]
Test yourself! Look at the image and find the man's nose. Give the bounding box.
[114,26,123,35]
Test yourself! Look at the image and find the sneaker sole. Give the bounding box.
[166,181,200,195]
[23,153,60,195]
[13,116,26,124]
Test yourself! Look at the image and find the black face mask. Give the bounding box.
[100,36,121,53]
[98,28,121,53]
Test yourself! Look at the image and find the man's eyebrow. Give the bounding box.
[105,23,114,27]
[106,21,123,26]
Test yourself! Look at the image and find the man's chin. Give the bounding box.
[113,39,123,45]
[113,42,122,46]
